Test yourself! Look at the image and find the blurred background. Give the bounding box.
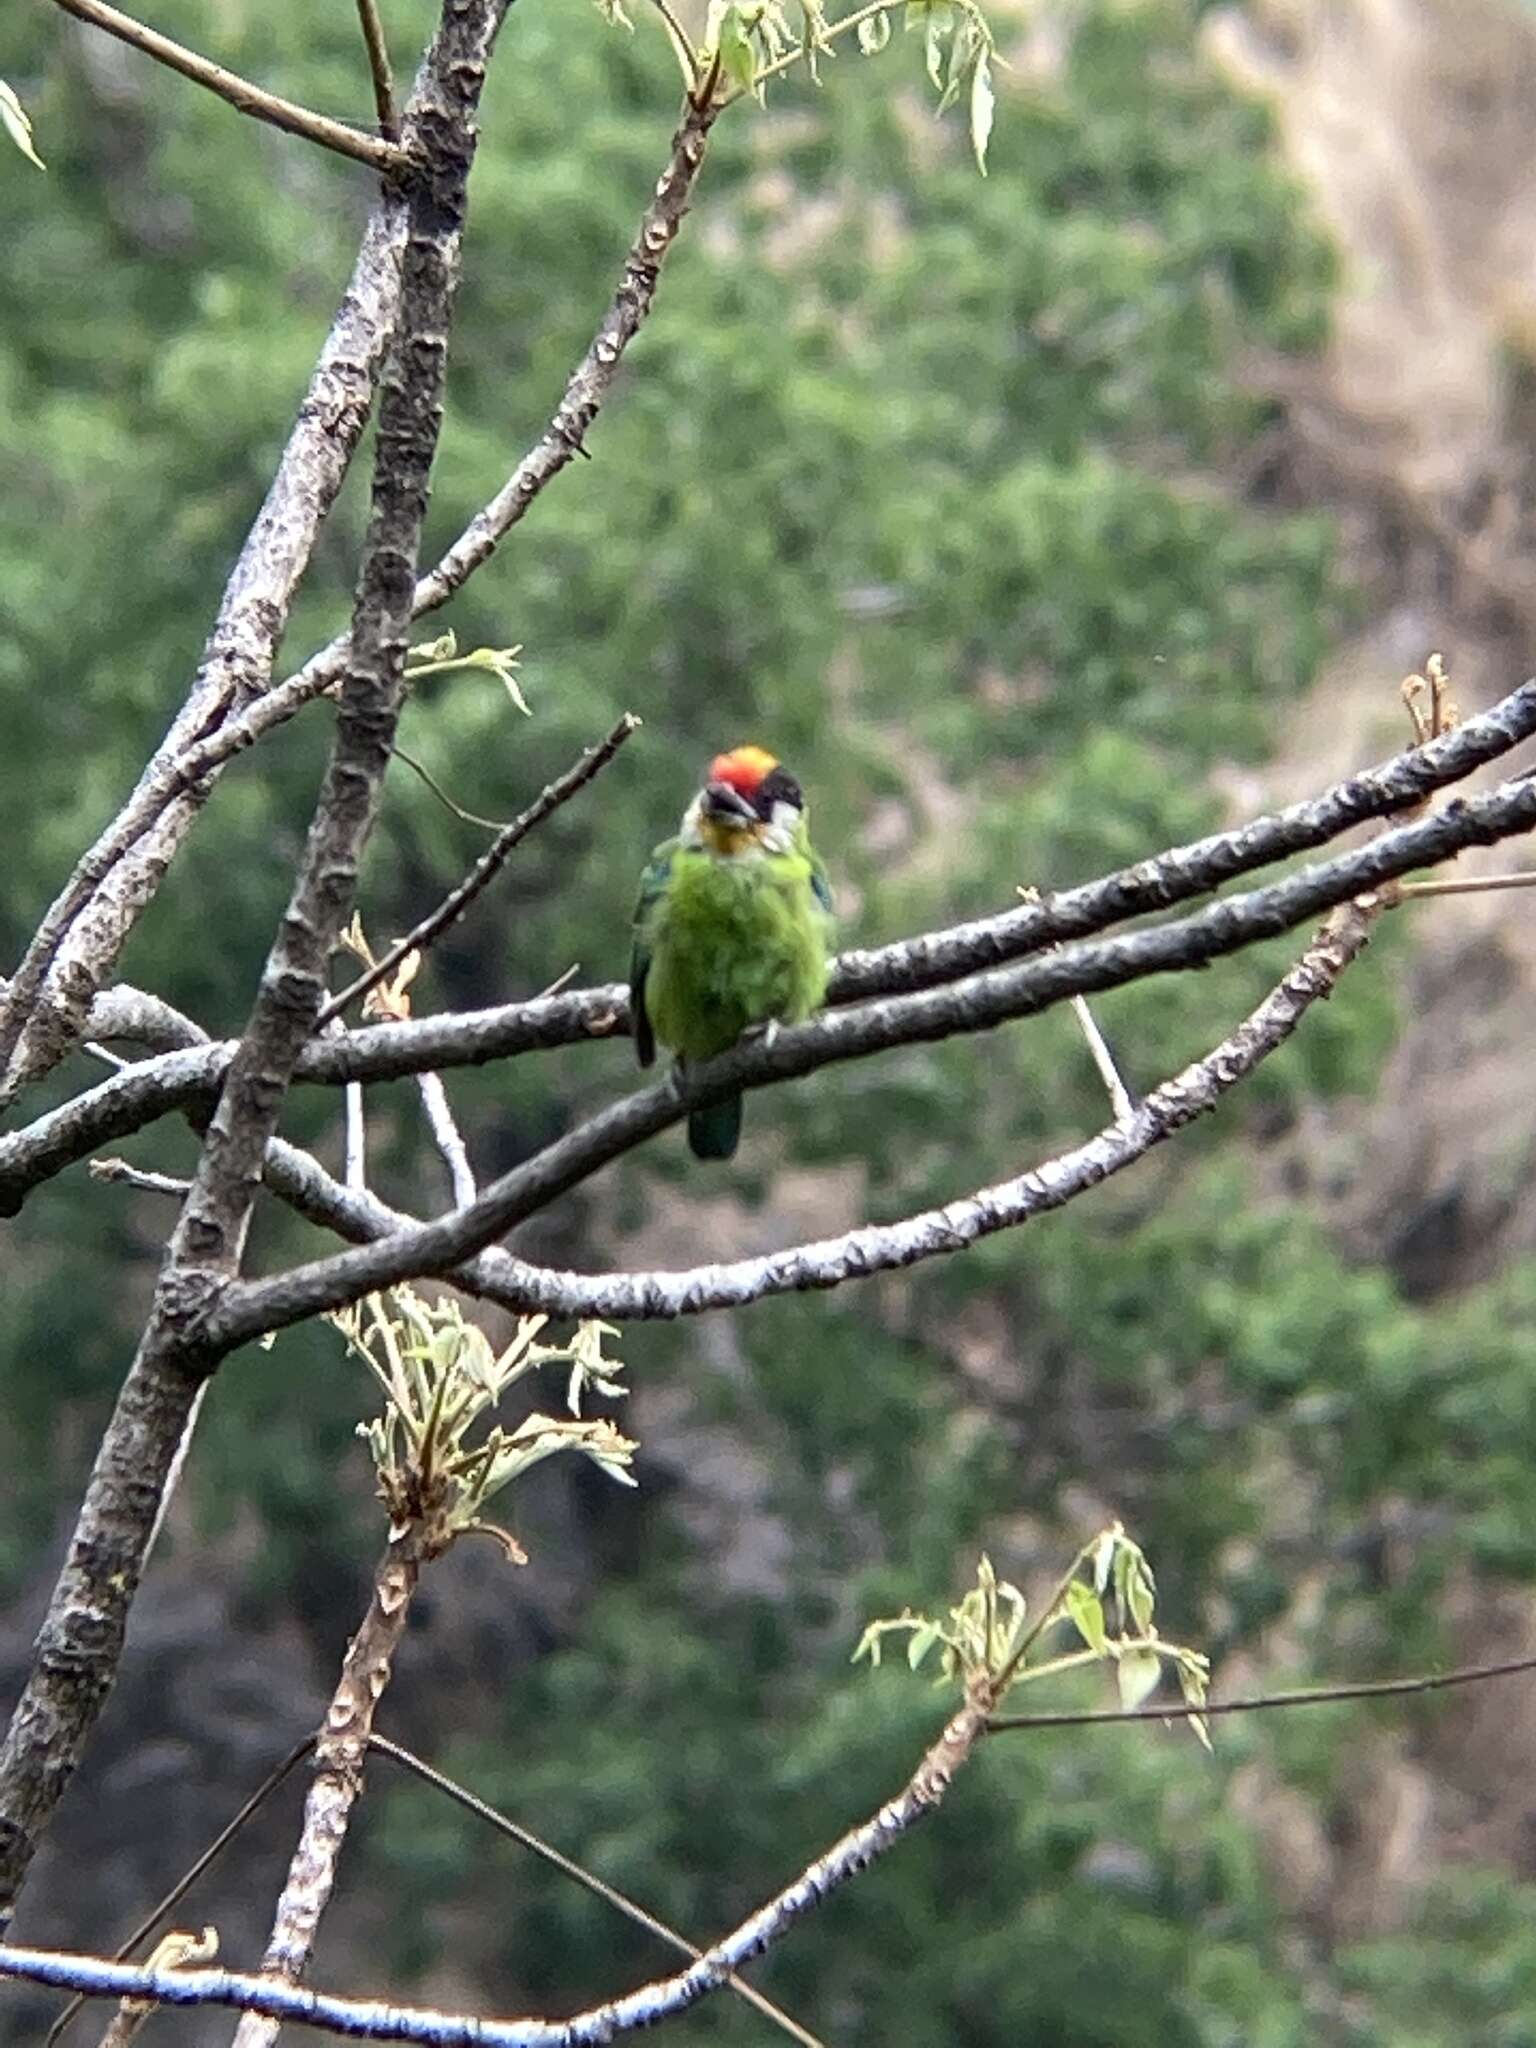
[5,0,1536,2038]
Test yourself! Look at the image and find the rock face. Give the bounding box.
[1209,0,1536,1296]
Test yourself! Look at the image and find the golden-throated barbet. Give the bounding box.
[630,745,834,1160]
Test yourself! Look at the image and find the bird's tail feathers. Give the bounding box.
[689,1092,743,1160]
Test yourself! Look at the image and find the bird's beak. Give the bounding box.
[701,780,758,824]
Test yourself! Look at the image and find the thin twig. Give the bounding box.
[645,0,699,87]
[365,1737,824,2048]
[47,0,407,173]
[1393,869,1536,899]
[355,0,398,137]
[319,715,640,1026]
[88,1159,191,1199]
[416,1074,475,1207]
[986,1651,1536,1732]
[391,745,511,830]
[1069,997,1136,1121]
[94,1929,219,2048]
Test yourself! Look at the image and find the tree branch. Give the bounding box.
[204,769,1536,1350]
[0,87,719,1100]
[0,185,409,1103]
[318,713,640,1026]
[986,1651,1536,1730]
[355,0,398,139]
[5,684,1534,1219]
[232,1536,427,2048]
[0,0,508,1922]
[47,0,406,172]
[0,1692,991,2044]
[243,903,1377,1325]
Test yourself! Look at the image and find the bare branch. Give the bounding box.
[232,1537,426,2048]
[246,903,1378,1326]
[47,0,406,172]
[987,1651,1536,1731]
[5,685,1534,1221]
[205,771,1536,1348]
[0,0,508,1920]
[356,0,398,139]
[123,92,723,787]
[415,1074,475,1208]
[319,714,641,1026]
[0,186,409,1102]
[408,100,719,618]
[0,1693,991,2044]
[0,89,718,1097]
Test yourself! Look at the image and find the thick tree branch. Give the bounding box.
[204,771,1536,1350]
[4,686,1534,1219]
[0,1691,991,2044]
[0,0,506,1922]
[47,0,408,172]
[244,903,1377,1325]
[319,713,640,1026]
[0,189,409,1102]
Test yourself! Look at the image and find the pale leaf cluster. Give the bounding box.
[855,1525,1211,1744]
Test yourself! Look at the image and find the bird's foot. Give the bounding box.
[743,1018,782,1052]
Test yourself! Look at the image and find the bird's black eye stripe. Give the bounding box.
[755,766,803,817]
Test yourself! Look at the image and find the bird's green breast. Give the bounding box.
[641,844,830,1062]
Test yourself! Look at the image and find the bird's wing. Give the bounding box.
[808,846,834,918]
[629,839,676,1069]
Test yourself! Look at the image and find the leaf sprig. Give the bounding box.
[332,1289,634,1562]
[406,629,528,717]
[854,1525,1212,1746]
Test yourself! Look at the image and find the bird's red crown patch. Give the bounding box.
[710,745,778,797]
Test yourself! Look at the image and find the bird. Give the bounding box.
[630,744,834,1160]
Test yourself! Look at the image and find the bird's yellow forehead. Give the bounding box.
[698,813,764,857]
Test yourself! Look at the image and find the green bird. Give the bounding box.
[631,743,834,1160]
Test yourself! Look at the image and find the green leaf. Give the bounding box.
[0,80,44,172]
[907,1620,941,1669]
[1117,1647,1162,1711]
[1064,1580,1107,1655]
[921,4,953,88]
[717,7,759,91]
[858,10,892,54]
[969,50,994,175]
[1177,1652,1213,1753]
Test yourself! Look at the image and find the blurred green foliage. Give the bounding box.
[2,0,1534,2040]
